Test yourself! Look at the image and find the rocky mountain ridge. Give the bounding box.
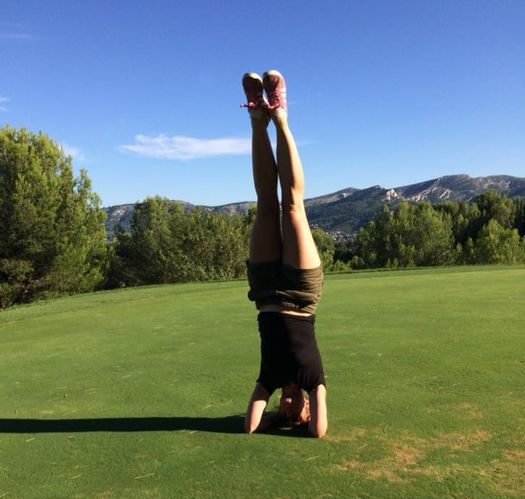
[104,174,525,237]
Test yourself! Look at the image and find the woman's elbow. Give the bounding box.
[244,420,256,434]
[309,421,327,438]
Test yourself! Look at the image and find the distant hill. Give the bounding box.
[104,174,525,238]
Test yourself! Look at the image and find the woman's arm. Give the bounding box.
[308,384,328,438]
[244,382,271,433]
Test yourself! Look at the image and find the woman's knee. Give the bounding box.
[281,205,309,232]
[281,189,305,213]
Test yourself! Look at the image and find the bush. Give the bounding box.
[0,126,108,307]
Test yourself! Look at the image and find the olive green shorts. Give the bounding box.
[246,261,323,315]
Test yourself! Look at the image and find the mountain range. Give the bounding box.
[104,174,525,239]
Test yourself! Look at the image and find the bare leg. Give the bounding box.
[248,118,282,263]
[272,113,321,269]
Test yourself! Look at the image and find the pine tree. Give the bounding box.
[0,126,107,307]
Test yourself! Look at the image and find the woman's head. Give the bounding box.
[278,385,310,426]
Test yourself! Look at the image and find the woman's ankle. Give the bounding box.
[271,112,289,131]
[251,114,270,131]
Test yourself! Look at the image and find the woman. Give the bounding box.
[242,70,328,438]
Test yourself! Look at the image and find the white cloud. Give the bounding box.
[0,22,36,40]
[0,32,34,40]
[0,96,9,112]
[119,134,251,160]
[61,143,85,161]
[1,22,23,28]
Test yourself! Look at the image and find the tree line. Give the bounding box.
[0,127,260,308]
[347,193,525,269]
[107,197,251,287]
[1,126,524,308]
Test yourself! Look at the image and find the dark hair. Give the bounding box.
[277,394,311,426]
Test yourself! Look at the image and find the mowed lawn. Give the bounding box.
[1,266,524,498]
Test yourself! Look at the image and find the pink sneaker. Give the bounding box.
[263,70,287,116]
[241,72,268,120]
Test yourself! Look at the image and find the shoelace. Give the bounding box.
[265,87,285,110]
[240,101,260,109]
[240,93,267,109]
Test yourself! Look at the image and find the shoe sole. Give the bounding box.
[243,72,263,85]
[262,69,284,81]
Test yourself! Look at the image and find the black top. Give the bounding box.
[256,312,326,395]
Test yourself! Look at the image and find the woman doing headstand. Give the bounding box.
[242,70,328,438]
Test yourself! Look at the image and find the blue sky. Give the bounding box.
[2,0,524,207]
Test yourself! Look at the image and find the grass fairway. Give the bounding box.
[1,266,524,498]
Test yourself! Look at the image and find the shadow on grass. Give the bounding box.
[264,425,312,438]
[0,416,246,434]
[0,416,314,437]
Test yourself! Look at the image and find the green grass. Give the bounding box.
[1,266,524,498]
